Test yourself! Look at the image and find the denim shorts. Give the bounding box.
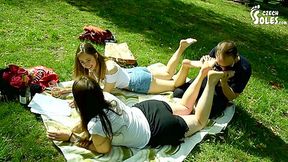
[126,67,152,94]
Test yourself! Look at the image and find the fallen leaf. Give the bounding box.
[269,81,283,90]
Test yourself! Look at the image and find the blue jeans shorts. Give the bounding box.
[126,67,152,94]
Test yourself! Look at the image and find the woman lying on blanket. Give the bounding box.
[47,63,234,153]
[73,38,197,94]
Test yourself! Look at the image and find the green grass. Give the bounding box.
[0,0,287,161]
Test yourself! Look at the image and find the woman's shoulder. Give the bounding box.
[103,92,127,108]
[103,92,119,102]
[105,60,119,75]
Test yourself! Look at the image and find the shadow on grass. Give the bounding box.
[231,106,288,161]
[189,105,288,161]
[61,0,288,158]
[64,0,288,88]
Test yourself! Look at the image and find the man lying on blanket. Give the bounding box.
[47,63,234,153]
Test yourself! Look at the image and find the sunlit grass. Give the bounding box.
[0,0,287,161]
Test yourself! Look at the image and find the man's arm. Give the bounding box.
[220,78,239,101]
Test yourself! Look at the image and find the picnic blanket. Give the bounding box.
[29,81,235,162]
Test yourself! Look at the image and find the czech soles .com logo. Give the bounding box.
[250,5,287,25]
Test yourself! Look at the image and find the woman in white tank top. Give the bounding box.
[73,38,198,94]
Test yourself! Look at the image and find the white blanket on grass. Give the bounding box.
[29,82,235,162]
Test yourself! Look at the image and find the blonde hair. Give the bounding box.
[216,41,238,59]
[73,43,107,83]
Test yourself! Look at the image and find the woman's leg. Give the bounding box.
[172,59,196,88]
[147,77,175,94]
[149,38,197,80]
[147,61,194,94]
[168,63,210,115]
[179,71,234,137]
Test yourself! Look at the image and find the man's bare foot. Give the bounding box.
[180,38,197,49]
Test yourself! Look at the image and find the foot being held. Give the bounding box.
[199,61,213,77]
[207,70,234,85]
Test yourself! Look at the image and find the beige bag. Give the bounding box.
[104,43,137,67]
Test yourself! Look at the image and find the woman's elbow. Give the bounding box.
[96,147,112,154]
[90,143,112,154]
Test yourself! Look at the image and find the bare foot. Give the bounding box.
[206,59,216,68]
[207,70,225,85]
[182,59,205,68]
[180,38,197,49]
[182,59,197,68]
[200,61,212,77]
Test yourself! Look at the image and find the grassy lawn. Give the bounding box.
[0,0,287,161]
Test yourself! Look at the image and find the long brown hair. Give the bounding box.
[72,76,118,138]
[73,43,107,83]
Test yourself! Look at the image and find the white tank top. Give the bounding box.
[105,63,130,89]
[87,92,151,149]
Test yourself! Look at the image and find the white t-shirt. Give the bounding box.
[87,92,151,149]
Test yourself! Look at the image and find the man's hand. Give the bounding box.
[220,70,235,83]
[200,55,215,63]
